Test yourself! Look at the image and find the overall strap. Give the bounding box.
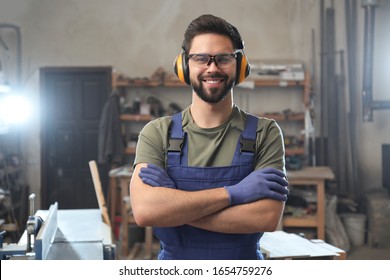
[167,112,187,166]
[231,114,258,166]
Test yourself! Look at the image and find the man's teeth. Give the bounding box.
[205,80,220,84]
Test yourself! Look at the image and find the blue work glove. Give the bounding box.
[139,164,176,189]
[224,167,289,206]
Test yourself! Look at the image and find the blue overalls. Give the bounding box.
[154,112,264,260]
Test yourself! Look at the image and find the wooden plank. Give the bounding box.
[108,176,118,231]
[89,161,111,228]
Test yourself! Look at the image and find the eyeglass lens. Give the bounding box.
[189,54,236,67]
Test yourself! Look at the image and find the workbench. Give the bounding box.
[285,166,335,239]
[260,230,346,259]
[109,166,153,259]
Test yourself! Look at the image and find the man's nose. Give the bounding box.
[206,57,219,70]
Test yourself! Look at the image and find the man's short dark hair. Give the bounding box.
[182,14,244,53]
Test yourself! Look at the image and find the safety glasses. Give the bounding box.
[188,52,237,68]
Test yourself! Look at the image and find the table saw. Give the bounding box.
[0,202,115,260]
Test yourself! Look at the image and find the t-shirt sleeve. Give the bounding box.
[133,118,169,169]
[255,119,286,173]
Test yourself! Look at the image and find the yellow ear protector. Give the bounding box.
[173,50,190,85]
[235,50,251,85]
[173,47,251,86]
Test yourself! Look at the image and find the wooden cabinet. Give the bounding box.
[285,166,335,239]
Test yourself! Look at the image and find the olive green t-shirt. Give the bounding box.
[134,105,285,172]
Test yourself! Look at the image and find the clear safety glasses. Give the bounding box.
[188,52,238,68]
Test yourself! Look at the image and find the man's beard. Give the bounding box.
[191,74,235,103]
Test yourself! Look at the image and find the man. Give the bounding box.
[130,14,289,260]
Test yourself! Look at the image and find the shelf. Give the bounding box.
[120,114,154,122]
[283,216,318,227]
[113,72,311,90]
[112,72,185,88]
[259,112,305,122]
[163,80,187,87]
[252,78,306,87]
[115,79,307,89]
[113,72,313,114]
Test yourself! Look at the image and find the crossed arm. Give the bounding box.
[130,163,286,234]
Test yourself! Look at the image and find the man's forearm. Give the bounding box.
[189,199,285,234]
[130,164,230,227]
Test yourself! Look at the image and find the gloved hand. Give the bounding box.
[139,164,176,189]
[224,167,289,206]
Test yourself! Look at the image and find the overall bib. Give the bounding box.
[154,112,264,260]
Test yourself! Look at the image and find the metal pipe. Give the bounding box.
[0,23,22,89]
[345,0,361,197]
[310,28,316,166]
[319,0,326,166]
[362,1,376,121]
[326,7,338,178]
[346,0,358,124]
[337,50,347,195]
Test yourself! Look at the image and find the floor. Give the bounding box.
[116,240,390,260]
[346,245,390,260]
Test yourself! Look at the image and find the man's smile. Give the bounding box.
[202,76,226,86]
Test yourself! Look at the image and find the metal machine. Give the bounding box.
[0,194,115,260]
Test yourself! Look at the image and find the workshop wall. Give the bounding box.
[0,0,389,208]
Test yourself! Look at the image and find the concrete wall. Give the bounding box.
[0,0,389,208]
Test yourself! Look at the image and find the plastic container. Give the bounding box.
[341,213,367,247]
